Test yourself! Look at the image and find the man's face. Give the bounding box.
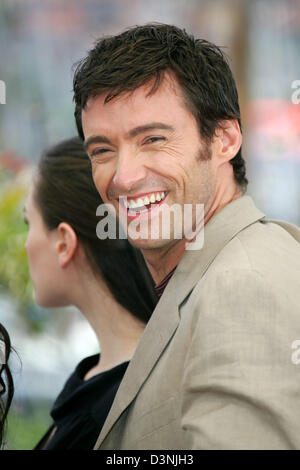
[82,73,215,250]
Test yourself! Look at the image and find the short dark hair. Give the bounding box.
[34,137,157,324]
[73,23,247,191]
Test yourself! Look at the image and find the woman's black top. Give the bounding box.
[34,354,129,450]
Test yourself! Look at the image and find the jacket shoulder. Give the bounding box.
[205,217,300,276]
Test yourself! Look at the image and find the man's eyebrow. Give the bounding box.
[127,122,174,138]
[84,123,174,152]
[83,135,112,152]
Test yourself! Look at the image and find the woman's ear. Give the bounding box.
[213,119,242,165]
[55,222,78,268]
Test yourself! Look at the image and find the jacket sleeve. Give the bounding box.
[180,268,300,449]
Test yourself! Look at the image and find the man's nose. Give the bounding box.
[113,151,147,192]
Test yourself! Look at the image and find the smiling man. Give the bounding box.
[73,24,300,449]
[80,72,241,280]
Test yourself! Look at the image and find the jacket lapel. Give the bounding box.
[94,196,265,448]
[95,272,180,447]
[174,196,265,306]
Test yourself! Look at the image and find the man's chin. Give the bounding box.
[126,235,181,252]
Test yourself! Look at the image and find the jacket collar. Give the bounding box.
[94,195,265,448]
[174,195,265,306]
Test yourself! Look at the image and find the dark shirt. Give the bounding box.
[35,354,129,450]
[154,266,177,298]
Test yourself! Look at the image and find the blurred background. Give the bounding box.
[0,0,299,450]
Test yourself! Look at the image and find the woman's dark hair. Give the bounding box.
[73,23,248,192]
[0,323,14,449]
[34,136,157,323]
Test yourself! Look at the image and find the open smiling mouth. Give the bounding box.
[119,191,168,218]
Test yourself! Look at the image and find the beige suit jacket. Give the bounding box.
[94,196,300,450]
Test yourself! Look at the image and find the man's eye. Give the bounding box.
[144,136,165,145]
[91,148,111,156]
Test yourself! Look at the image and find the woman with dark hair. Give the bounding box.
[23,137,157,450]
[0,323,14,449]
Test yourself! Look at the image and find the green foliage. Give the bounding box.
[4,401,52,450]
[0,166,47,331]
[0,168,31,301]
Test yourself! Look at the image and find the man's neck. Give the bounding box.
[142,187,241,285]
[142,238,186,285]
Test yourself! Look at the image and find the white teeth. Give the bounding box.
[123,191,167,210]
[136,198,144,207]
[127,199,135,209]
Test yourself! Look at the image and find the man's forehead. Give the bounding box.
[84,71,184,111]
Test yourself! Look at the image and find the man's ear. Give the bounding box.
[213,119,242,165]
[56,222,78,268]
